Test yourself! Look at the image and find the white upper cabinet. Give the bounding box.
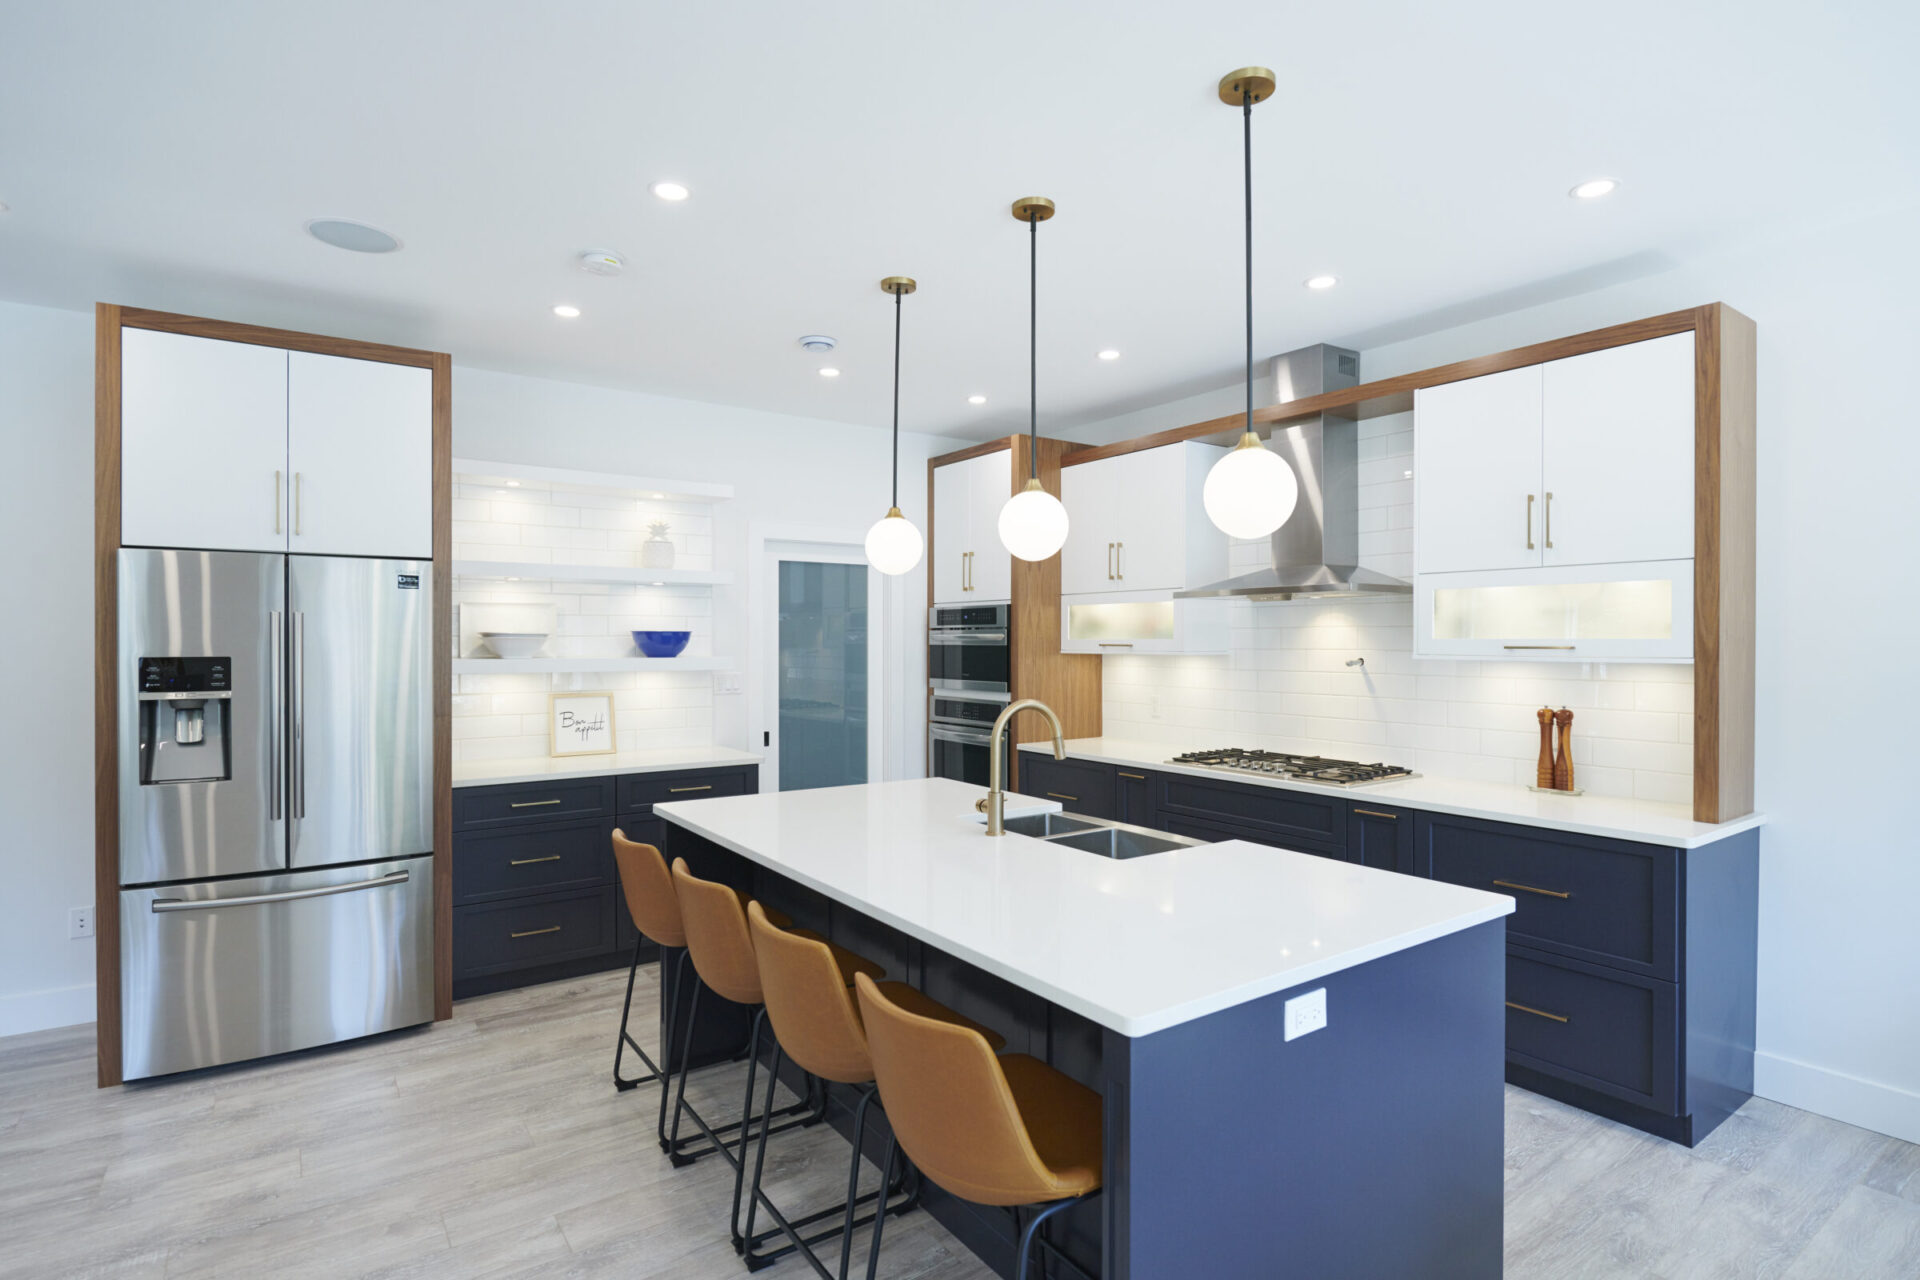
[1541,332,1694,566]
[288,352,434,559]
[121,329,289,552]
[931,450,1014,604]
[1060,442,1228,596]
[1413,365,1544,575]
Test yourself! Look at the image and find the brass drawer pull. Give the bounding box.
[1117,772,1146,781]
[1353,808,1399,820]
[510,799,563,808]
[1506,1000,1570,1024]
[510,855,563,866]
[1046,792,1078,802]
[510,925,562,939]
[669,784,713,794]
[1494,879,1571,900]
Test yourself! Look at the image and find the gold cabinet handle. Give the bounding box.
[1107,543,1115,580]
[509,855,563,866]
[274,470,283,534]
[1118,771,1146,780]
[1506,1000,1569,1024]
[1353,808,1399,820]
[1116,541,1123,579]
[511,925,562,939]
[293,472,303,536]
[669,784,713,793]
[1543,491,1553,550]
[1046,791,1078,801]
[1526,494,1535,550]
[510,798,562,808]
[1503,645,1576,651]
[1494,878,1571,900]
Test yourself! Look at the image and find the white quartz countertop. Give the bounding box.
[452,747,762,789]
[655,777,1513,1037]
[1018,737,1766,848]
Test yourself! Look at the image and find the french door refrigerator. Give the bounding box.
[117,548,434,1080]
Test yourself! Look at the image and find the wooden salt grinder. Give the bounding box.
[1535,707,1557,789]
[1553,707,1575,792]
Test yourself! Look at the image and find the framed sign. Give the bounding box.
[549,692,617,757]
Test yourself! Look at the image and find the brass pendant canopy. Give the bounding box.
[1218,66,1277,104]
[880,276,917,295]
[1009,197,1056,223]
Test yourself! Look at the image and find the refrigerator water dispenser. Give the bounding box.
[137,656,233,785]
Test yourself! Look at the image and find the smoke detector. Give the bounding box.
[798,335,837,353]
[578,250,625,277]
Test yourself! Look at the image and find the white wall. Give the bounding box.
[0,300,98,1035]
[1067,200,1920,1143]
[0,301,963,1035]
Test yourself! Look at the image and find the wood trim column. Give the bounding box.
[1008,435,1101,789]
[93,304,124,1087]
[1692,303,1757,823]
[430,354,454,1020]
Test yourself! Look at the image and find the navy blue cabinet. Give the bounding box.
[1347,802,1415,874]
[452,764,758,999]
[1017,753,1118,820]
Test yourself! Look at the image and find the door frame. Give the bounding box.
[746,523,885,792]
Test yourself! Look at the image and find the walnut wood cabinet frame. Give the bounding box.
[1047,303,1755,825]
[93,304,454,1087]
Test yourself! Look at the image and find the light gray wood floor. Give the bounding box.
[3,967,1917,1279]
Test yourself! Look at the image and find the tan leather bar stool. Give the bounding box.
[855,972,1103,1280]
[741,901,1007,1278]
[672,858,885,1257]
[609,830,791,1161]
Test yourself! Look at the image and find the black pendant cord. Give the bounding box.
[1244,89,1254,438]
[1028,210,1039,480]
[891,287,902,510]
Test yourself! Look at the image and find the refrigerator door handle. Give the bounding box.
[151,869,409,913]
[292,610,305,820]
[269,610,284,820]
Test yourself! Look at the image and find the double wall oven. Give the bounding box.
[928,603,1011,788]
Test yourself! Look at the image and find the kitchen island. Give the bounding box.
[657,777,1514,1280]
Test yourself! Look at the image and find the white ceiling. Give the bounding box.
[2,1,1915,441]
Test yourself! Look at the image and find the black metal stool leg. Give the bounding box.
[613,941,664,1092]
[863,1133,899,1280]
[834,1085,876,1280]
[665,979,704,1163]
[1014,1197,1081,1280]
[656,948,690,1147]
[728,1008,769,1249]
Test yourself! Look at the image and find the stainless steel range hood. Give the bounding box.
[1177,343,1411,603]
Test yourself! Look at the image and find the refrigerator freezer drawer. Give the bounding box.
[120,856,433,1080]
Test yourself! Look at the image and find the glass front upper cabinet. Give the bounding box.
[1414,559,1694,662]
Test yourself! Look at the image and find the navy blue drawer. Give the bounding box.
[1157,774,1346,850]
[452,887,616,979]
[1423,813,1679,980]
[1155,810,1345,861]
[1348,802,1415,874]
[453,818,613,906]
[1017,755,1116,819]
[1506,946,1678,1114]
[455,777,616,830]
[619,766,755,815]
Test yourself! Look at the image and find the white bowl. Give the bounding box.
[479,632,549,659]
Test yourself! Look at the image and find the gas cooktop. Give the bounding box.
[1166,748,1417,788]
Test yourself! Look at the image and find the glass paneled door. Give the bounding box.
[776,560,869,791]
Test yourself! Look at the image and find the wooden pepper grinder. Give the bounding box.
[1553,707,1575,792]
[1535,708,1557,789]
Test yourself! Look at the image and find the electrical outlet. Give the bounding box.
[715,671,743,695]
[1284,988,1327,1041]
[68,906,94,940]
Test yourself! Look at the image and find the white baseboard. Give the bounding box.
[0,983,96,1039]
[1756,1050,1920,1146]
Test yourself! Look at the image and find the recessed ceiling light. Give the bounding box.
[968,395,987,405]
[799,335,838,352]
[651,181,690,202]
[305,218,401,253]
[1569,177,1619,200]
[552,304,581,318]
[1097,349,1120,361]
[1305,274,1339,290]
[818,367,841,378]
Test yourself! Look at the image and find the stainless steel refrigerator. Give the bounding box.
[116,548,434,1080]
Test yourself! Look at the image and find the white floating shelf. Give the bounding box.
[453,560,732,587]
[454,457,733,504]
[453,656,729,674]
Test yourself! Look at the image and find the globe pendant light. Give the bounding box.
[864,276,926,575]
[1202,67,1300,541]
[996,197,1071,562]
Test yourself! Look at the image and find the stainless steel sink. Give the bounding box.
[999,812,1103,839]
[1046,825,1201,860]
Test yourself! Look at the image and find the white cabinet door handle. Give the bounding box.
[1543,491,1553,550]
[1525,494,1536,550]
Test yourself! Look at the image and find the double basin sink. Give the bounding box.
[996,810,1204,860]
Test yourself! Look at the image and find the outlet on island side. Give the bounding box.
[1284,988,1327,1042]
[68,906,94,940]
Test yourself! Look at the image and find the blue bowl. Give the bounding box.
[632,630,692,658]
